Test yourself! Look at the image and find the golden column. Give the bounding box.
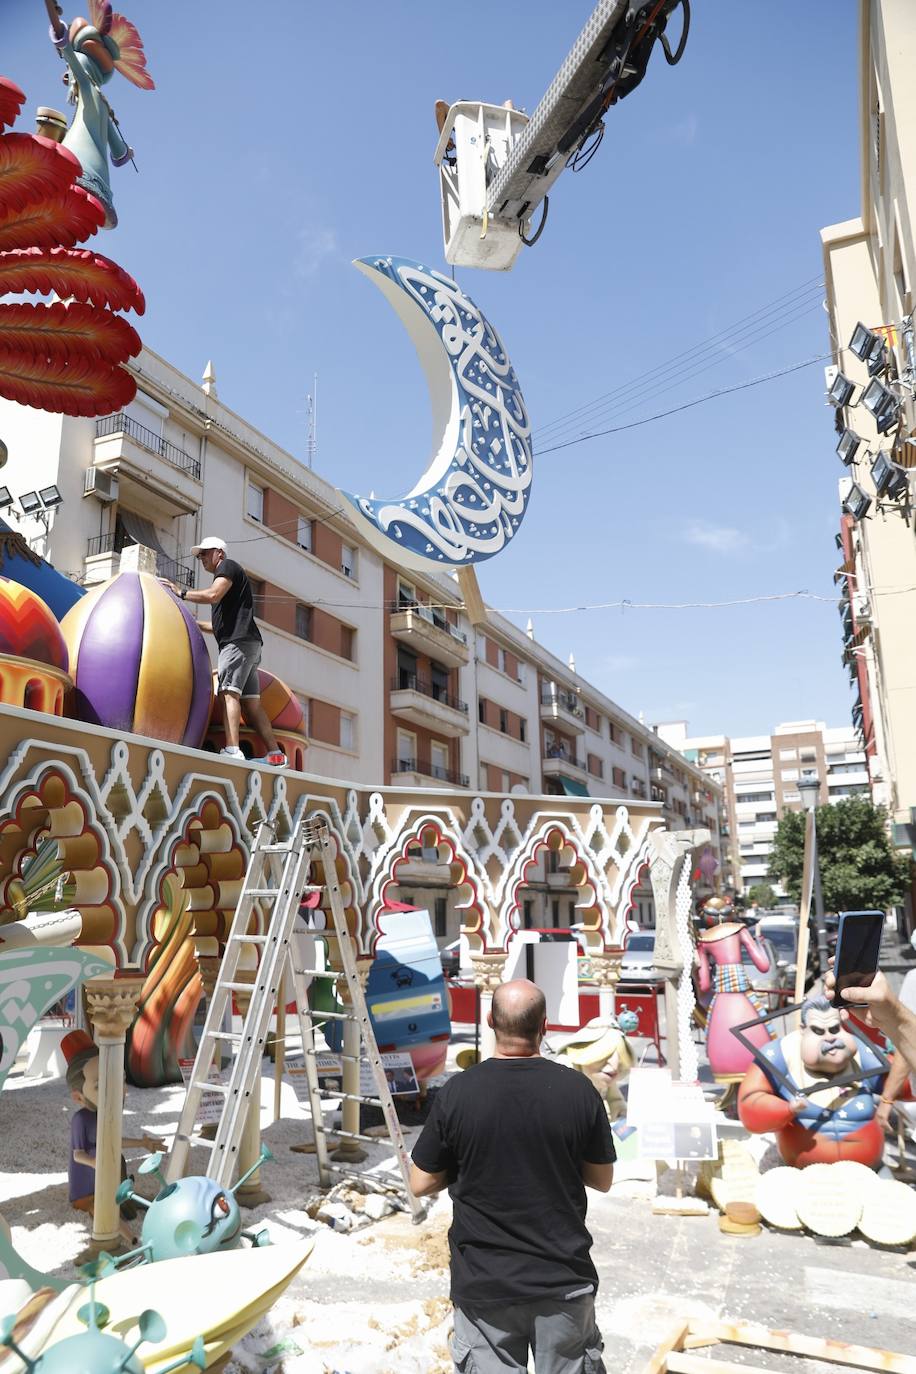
[84,973,145,1254]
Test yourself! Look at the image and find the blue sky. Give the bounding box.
[6,1,862,737]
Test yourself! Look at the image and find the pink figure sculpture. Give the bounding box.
[696,897,773,1081]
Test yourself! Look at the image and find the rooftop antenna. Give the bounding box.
[306,372,318,469]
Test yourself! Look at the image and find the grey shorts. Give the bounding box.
[451,1295,605,1374]
[217,641,261,698]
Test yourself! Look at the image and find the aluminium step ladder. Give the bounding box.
[166,818,424,1221]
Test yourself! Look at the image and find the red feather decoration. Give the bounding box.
[0,186,105,252]
[0,79,26,133]
[0,301,141,364]
[0,248,145,315]
[0,347,136,416]
[0,134,81,216]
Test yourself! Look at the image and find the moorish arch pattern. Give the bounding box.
[498,820,604,952]
[0,761,124,961]
[366,811,489,954]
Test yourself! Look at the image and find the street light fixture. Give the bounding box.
[871,450,909,500]
[797,769,829,979]
[861,377,899,433]
[17,491,41,516]
[828,372,855,408]
[0,487,11,510]
[842,482,871,521]
[849,322,888,377]
[836,428,863,465]
[38,484,63,508]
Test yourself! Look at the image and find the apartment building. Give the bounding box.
[0,345,722,937]
[820,0,916,919]
[659,720,869,896]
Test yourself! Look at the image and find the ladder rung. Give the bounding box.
[325,1127,397,1146]
[313,1090,383,1106]
[303,1048,363,1063]
[228,933,272,944]
[244,887,282,898]
[192,1078,229,1095]
[207,1031,244,1042]
[172,1133,214,1152]
[293,968,344,980]
[223,981,269,993]
[312,1008,356,1022]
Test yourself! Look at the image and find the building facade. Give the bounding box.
[0,346,723,938]
[658,720,870,898]
[820,0,916,917]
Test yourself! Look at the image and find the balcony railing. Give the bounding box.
[86,534,195,589]
[392,757,469,787]
[390,675,468,713]
[540,688,584,718]
[545,745,586,770]
[96,413,201,480]
[396,598,467,644]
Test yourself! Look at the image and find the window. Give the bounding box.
[398,580,416,608]
[297,515,312,551]
[519,718,527,744]
[295,603,312,641]
[478,698,486,725]
[499,707,509,735]
[340,624,355,661]
[434,897,448,938]
[341,543,356,578]
[339,710,355,751]
[431,740,449,779]
[523,899,534,929]
[631,739,644,759]
[247,481,264,522]
[248,576,265,617]
[612,766,626,788]
[551,899,560,926]
[396,729,414,768]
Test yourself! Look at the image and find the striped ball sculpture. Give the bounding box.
[61,571,213,747]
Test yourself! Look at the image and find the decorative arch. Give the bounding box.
[499,819,606,952]
[615,829,658,943]
[0,762,124,962]
[367,812,489,954]
[129,795,249,1087]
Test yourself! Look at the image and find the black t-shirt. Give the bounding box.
[211,558,262,648]
[411,1057,615,1306]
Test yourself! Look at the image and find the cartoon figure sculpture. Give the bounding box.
[557,1014,638,1122]
[738,994,887,1168]
[63,1030,165,1242]
[696,896,773,1080]
[45,0,154,228]
[113,1147,272,1264]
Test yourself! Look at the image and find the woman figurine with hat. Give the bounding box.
[62,1029,165,1242]
[696,896,774,1083]
[556,1014,638,1122]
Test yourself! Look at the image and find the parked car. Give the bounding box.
[439,938,461,979]
[619,931,656,982]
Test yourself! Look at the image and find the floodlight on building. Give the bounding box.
[836,428,863,465]
[842,483,872,521]
[870,450,909,500]
[827,372,855,408]
[18,491,41,515]
[0,487,11,510]
[38,484,62,508]
[860,377,900,433]
[849,322,888,375]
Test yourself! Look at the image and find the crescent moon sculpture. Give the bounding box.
[341,256,532,570]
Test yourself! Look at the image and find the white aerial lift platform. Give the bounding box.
[434,0,689,271]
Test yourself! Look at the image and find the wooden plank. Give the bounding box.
[668,1354,768,1374]
[695,1319,916,1374]
[641,1318,691,1374]
[457,566,487,626]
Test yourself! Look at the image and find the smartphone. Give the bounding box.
[832,910,885,1004]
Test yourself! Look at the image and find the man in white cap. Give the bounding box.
[161,536,287,766]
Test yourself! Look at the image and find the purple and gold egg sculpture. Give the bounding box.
[61,572,213,747]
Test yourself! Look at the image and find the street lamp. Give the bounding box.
[797,769,829,978]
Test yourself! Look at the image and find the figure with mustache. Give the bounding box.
[737,994,886,1168]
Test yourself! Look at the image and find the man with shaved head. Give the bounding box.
[410,979,613,1372]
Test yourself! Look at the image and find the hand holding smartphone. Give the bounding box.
[831,910,885,1006]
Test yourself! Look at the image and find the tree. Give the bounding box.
[747,883,778,909]
[769,795,908,913]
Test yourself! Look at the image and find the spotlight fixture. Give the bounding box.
[0,486,11,510]
[870,450,909,500]
[836,428,863,465]
[38,484,62,508]
[849,322,887,375]
[843,482,872,521]
[18,490,41,515]
[861,377,899,433]
[828,372,855,408]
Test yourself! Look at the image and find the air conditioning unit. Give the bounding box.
[84,467,118,502]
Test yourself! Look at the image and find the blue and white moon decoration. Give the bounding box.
[341,256,533,570]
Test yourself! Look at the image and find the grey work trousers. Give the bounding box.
[451,1295,606,1373]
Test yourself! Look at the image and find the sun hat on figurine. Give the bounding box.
[61,571,213,748]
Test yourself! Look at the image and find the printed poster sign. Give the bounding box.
[284,1051,418,1101]
[178,1057,228,1127]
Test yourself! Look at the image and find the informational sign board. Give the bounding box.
[625,1067,718,1162]
[284,1051,418,1103]
[504,933,580,1025]
[178,1057,229,1127]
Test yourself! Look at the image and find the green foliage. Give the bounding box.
[746,883,778,909]
[769,796,909,913]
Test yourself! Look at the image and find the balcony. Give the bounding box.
[390,756,469,788]
[539,688,586,734]
[93,414,201,514]
[389,675,470,738]
[542,749,588,783]
[389,602,469,668]
[85,534,196,589]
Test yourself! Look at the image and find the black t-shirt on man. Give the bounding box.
[211,558,262,649]
[411,1056,615,1307]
